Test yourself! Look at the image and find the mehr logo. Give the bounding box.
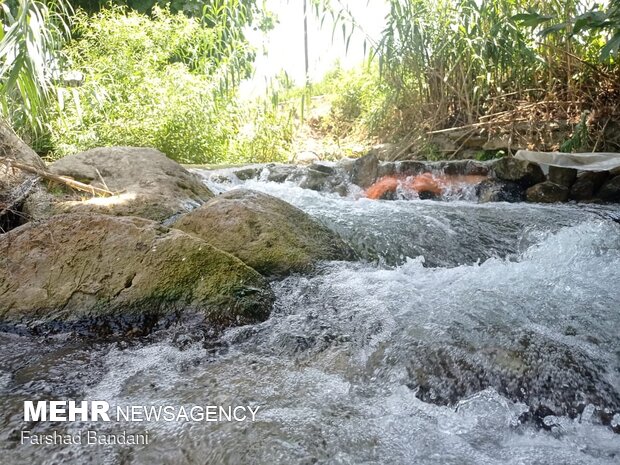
[23,401,260,423]
[24,401,110,422]
[21,401,260,447]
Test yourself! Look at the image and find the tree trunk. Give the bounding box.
[0,120,46,170]
[0,121,44,232]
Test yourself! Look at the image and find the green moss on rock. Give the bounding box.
[0,213,273,335]
[173,189,354,277]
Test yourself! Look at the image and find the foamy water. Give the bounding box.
[1,176,619,465]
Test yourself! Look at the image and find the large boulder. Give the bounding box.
[25,147,214,222]
[597,175,620,202]
[0,213,273,335]
[173,189,354,277]
[526,181,569,203]
[491,157,545,187]
[569,171,609,201]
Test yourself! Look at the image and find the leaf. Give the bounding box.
[539,23,569,37]
[512,12,554,28]
[573,11,608,33]
[601,32,620,60]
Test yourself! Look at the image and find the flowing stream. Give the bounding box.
[1,174,620,464]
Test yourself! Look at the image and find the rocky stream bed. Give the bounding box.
[0,146,619,464]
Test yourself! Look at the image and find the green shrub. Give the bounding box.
[0,0,72,143]
[228,104,293,164]
[48,5,287,164]
[311,64,391,139]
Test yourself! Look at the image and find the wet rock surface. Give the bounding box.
[298,163,349,195]
[598,175,620,202]
[402,328,620,421]
[396,160,430,176]
[428,159,490,176]
[265,164,296,182]
[173,189,354,277]
[206,155,620,205]
[491,157,546,187]
[548,166,578,188]
[476,179,524,203]
[526,181,570,203]
[570,171,610,201]
[2,169,620,464]
[344,153,380,188]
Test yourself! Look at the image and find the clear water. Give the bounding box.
[1,176,619,465]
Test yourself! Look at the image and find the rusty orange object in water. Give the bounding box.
[364,176,401,199]
[364,173,486,199]
[410,173,443,196]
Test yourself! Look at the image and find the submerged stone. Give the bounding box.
[403,329,620,421]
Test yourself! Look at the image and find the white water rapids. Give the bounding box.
[0,175,619,464]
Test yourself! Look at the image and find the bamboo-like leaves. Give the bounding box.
[0,0,71,136]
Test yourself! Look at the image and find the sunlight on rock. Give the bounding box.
[76,192,137,206]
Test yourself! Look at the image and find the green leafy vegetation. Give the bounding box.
[48,3,292,164]
[1,0,618,164]
[1,0,290,164]
[306,64,389,138]
[48,6,243,162]
[302,0,619,157]
[0,0,71,143]
[375,0,615,130]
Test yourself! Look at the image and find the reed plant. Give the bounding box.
[315,0,617,150]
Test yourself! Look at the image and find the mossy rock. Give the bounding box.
[0,213,273,336]
[173,189,354,277]
[526,181,569,203]
[24,147,214,222]
[491,157,545,188]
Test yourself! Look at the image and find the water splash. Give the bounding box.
[1,177,619,465]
